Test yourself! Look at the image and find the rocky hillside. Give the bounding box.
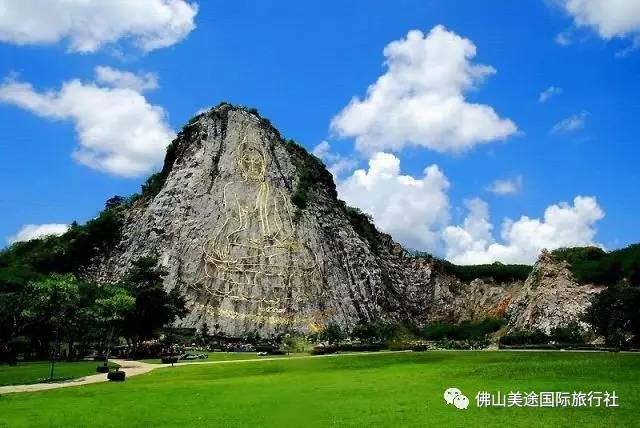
[87,104,601,335]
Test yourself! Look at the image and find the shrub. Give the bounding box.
[281,334,312,353]
[421,318,505,341]
[421,322,458,341]
[351,320,400,343]
[161,356,180,364]
[337,343,383,352]
[549,323,585,344]
[499,329,550,346]
[107,370,126,381]
[319,323,345,345]
[457,318,505,339]
[310,345,338,355]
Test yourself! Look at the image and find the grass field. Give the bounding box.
[0,351,638,427]
[0,360,118,387]
[141,351,306,364]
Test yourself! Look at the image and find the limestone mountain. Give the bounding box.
[87,104,598,336]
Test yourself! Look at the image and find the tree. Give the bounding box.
[195,322,211,347]
[92,284,135,364]
[121,257,187,356]
[352,320,399,343]
[21,274,80,379]
[0,262,40,361]
[319,323,345,345]
[583,285,640,348]
[549,322,584,344]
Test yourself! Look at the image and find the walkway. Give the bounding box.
[0,359,156,395]
[0,351,409,395]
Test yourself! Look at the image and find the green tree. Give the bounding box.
[583,285,640,347]
[549,322,585,344]
[320,323,345,345]
[351,320,400,343]
[0,262,40,358]
[121,257,187,356]
[93,284,135,365]
[21,274,80,379]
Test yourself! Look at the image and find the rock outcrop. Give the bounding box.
[505,251,604,333]
[88,104,601,335]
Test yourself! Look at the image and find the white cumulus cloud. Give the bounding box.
[94,66,158,92]
[559,0,640,40]
[0,0,198,53]
[0,68,175,177]
[337,152,450,251]
[485,176,523,195]
[331,25,517,154]
[7,223,69,244]
[443,196,605,264]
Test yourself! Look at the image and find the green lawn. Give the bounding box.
[0,351,638,427]
[141,351,307,364]
[0,360,118,387]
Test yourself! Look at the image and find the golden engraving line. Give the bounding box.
[190,137,326,324]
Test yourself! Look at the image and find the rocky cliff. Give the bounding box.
[89,104,600,336]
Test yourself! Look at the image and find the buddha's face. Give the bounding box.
[238,147,265,181]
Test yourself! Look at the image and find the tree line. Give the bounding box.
[0,254,185,362]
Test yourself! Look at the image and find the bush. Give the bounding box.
[498,343,619,351]
[351,320,400,343]
[421,323,458,341]
[433,339,490,350]
[499,329,550,346]
[387,342,414,351]
[96,365,110,373]
[281,334,312,353]
[457,318,505,339]
[310,345,338,355]
[549,323,585,344]
[319,323,345,345]
[421,318,505,341]
[107,370,126,381]
[337,343,383,352]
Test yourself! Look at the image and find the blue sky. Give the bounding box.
[0,0,638,263]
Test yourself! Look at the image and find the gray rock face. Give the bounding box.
[505,251,604,333]
[89,105,601,336]
[93,106,395,335]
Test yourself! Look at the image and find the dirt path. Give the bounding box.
[0,359,156,395]
[0,351,409,395]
